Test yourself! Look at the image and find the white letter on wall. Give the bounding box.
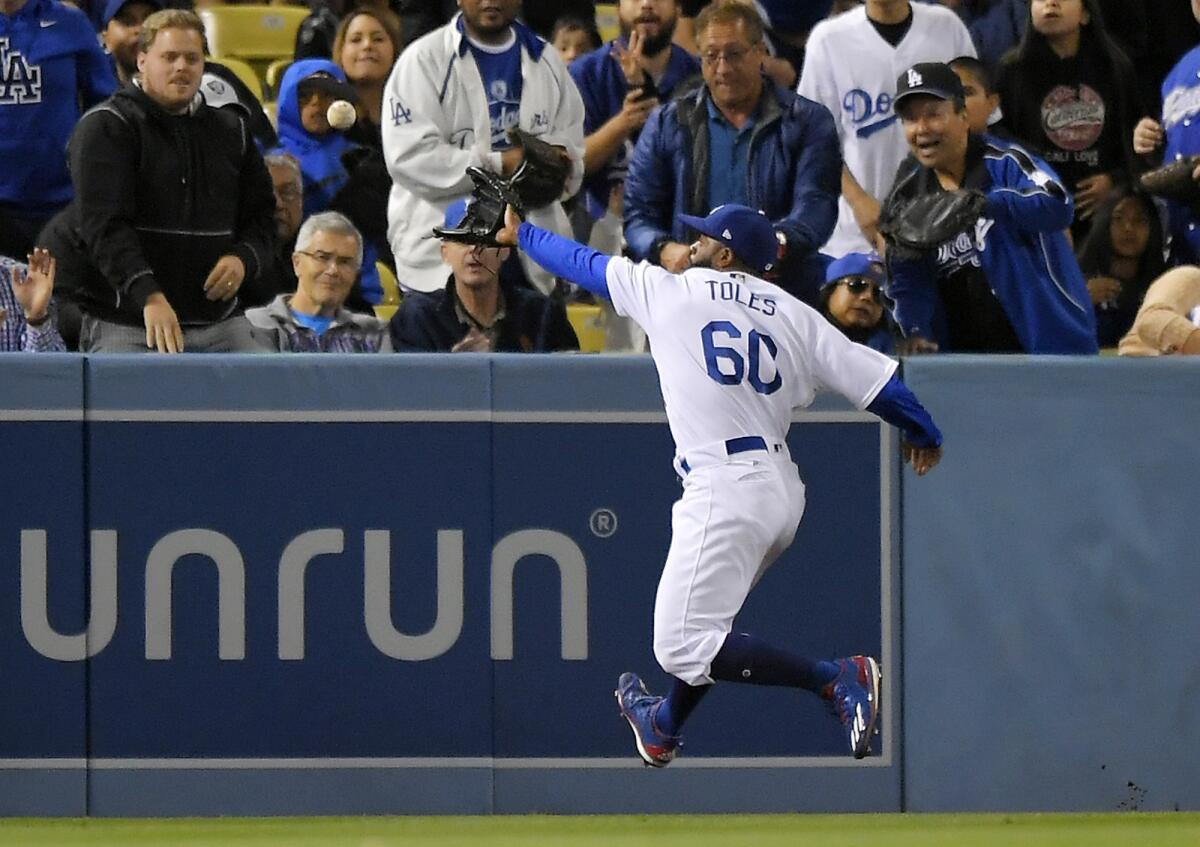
[145,529,245,660]
[363,529,464,661]
[21,529,118,661]
[277,529,345,660]
[491,529,588,661]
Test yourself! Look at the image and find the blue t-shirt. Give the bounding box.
[467,32,523,150]
[291,309,334,336]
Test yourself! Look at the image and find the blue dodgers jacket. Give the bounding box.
[624,78,841,304]
[0,0,117,215]
[885,135,1098,354]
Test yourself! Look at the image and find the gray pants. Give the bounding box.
[80,314,264,353]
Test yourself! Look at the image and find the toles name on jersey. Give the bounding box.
[704,277,777,317]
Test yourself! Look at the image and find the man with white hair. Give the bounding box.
[245,212,389,352]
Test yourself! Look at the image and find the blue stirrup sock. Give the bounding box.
[709,632,839,693]
[656,633,840,737]
[657,677,711,738]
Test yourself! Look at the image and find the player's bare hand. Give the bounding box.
[618,88,658,133]
[495,204,522,246]
[1133,117,1164,156]
[452,326,492,353]
[1075,172,1114,219]
[1087,275,1122,306]
[11,248,55,323]
[903,442,942,476]
[898,335,939,355]
[659,241,692,273]
[203,254,245,301]
[143,292,184,353]
[612,28,647,86]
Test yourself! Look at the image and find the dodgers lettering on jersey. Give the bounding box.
[0,36,42,104]
[604,258,896,457]
[843,88,895,140]
[466,34,523,150]
[933,218,995,278]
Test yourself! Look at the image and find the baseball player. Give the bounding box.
[488,201,944,763]
[799,0,974,256]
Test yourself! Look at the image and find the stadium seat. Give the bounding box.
[265,57,292,100]
[211,56,264,102]
[199,5,307,87]
[377,261,401,306]
[566,303,605,352]
[595,4,619,43]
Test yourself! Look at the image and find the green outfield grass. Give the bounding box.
[0,814,1197,847]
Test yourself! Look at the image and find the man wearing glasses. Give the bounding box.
[624,0,840,306]
[245,212,388,352]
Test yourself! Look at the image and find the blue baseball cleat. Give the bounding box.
[823,655,881,759]
[615,672,679,768]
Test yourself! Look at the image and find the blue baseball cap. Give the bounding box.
[102,0,162,28]
[677,204,779,273]
[443,199,469,229]
[823,252,885,288]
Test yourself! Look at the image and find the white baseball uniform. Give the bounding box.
[799,4,975,257]
[605,258,898,685]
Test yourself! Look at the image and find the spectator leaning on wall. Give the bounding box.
[0,248,66,352]
[39,9,275,353]
[245,212,390,353]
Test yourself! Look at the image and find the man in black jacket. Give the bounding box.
[389,200,579,353]
[43,9,275,353]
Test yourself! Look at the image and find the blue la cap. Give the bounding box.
[824,252,885,288]
[443,199,469,229]
[676,204,779,273]
[102,0,162,28]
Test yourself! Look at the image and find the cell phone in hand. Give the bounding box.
[637,76,659,102]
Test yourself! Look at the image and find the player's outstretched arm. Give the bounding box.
[495,206,614,300]
[865,373,944,476]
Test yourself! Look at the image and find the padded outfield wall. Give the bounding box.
[0,354,1195,815]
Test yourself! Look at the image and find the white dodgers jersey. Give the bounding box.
[605,259,897,457]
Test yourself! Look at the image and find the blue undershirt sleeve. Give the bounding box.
[517,222,611,300]
[866,373,943,448]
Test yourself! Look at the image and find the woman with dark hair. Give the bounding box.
[995,0,1144,238]
[333,6,403,147]
[1075,189,1164,347]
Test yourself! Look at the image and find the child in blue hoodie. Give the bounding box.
[273,58,382,304]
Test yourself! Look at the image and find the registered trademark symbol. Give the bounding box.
[589,509,617,538]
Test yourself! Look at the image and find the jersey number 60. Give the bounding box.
[701,321,782,395]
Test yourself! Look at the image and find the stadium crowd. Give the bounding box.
[2,0,1200,355]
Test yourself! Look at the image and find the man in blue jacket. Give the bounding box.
[0,0,117,259]
[568,0,699,225]
[623,1,839,306]
[882,62,1097,354]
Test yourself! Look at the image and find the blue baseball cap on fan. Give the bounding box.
[102,0,162,28]
[823,252,885,288]
[677,205,779,273]
[443,199,469,229]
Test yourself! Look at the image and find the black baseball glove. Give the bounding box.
[879,189,988,254]
[507,127,571,209]
[1139,154,1200,210]
[433,166,525,247]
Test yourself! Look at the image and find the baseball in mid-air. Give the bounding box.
[326,100,356,131]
